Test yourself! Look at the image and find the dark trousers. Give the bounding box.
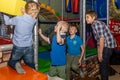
[8,45,35,69]
[100,47,113,80]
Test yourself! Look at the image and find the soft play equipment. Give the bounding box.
[39,3,60,21]
[80,56,99,77]
[109,19,120,50]
[72,0,79,13]
[38,58,50,72]
[86,36,97,48]
[66,0,72,12]
[86,26,97,58]
[110,0,120,20]
[86,0,92,11]
[0,0,26,16]
[86,35,97,58]
[115,0,120,9]
[113,0,120,13]
[0,37,12,45]
[0,37,12,64]
[0,64,48,80]
[93,0,107,18]
[38,45,50,53]
[38,45,51,73]
[86,46,97,58]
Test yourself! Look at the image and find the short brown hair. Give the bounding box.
[70,24,78,31]
[25,1,40,14]
[86,11,97,20]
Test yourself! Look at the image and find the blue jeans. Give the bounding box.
[100,47,113,80]
[8,45,35,69]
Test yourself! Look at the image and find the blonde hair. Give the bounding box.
[57,21,69,28]
[86,11,98,20]
[25,1,40,14]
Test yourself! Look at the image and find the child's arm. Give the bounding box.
[3,15,16,25]
[21,7,26,14]
[38,28,50,43]
[94,22,105,62]
[98,37,104,62]
[57,29,64,45]
[78,45,85,66]
[56,23,65,45]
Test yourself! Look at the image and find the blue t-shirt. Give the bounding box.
[67,35,83,56]
[50,35,66,65]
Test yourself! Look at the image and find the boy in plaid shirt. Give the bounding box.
[85,11,117,80]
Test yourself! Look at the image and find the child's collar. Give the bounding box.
[70,35,76,39]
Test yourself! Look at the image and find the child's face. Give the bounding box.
[69,26,77,35]
[29,8,39,18]
[26,3,40,18]
[85,14,95,24]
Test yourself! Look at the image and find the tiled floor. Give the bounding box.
[48,65,120,80]
[109,65,120,80]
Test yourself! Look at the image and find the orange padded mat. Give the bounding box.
[0,64,48,80]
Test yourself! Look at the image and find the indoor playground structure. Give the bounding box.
[0,0,120,80]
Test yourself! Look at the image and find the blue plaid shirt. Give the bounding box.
[91,20,117,48]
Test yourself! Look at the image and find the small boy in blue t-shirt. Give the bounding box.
[66,24,85,80]
[38,21,69,79]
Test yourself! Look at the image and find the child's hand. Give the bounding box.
[98,53,103,62]
[78,58,82,67]
[21,7,25,14]
[57,21,65,26]
[38,28,42,34]
[57,21,66,30]
[57,23,62,31]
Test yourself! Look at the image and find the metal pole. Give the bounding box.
[33,0,39,70]
[62,0,64,20]
[107,0,109,27]
[48,0,50,6]
[82,0,86,60]
[80,0,83,37]
[83,0,86,48]
[10,25,13,39]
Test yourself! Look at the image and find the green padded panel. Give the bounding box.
[38,58,51,73]
[86,46,97,58]
[38,45,50,52]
